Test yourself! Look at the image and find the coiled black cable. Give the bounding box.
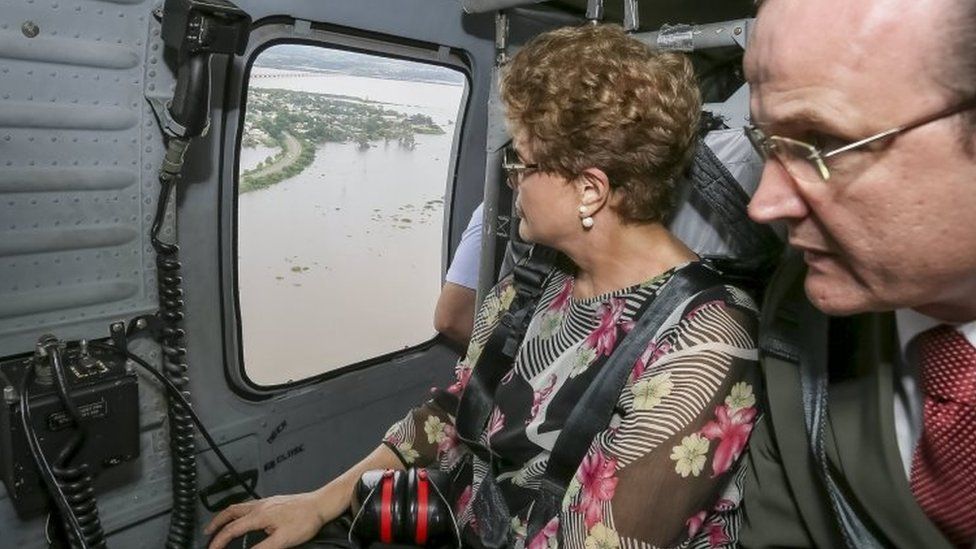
[18,335,260,549]
[44,341,107,548]
[150,139,198,549]
[53,460,104,549]
[18,366,90,549]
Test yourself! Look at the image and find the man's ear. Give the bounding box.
[576,167,612,215]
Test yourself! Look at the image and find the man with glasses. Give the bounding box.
[739,0,976,547]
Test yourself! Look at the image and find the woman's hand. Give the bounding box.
[204,444,404,549]
[204,487,345,549]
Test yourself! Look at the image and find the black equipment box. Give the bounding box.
[0,342,140,518]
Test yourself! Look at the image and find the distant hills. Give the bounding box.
[253,44,467,86]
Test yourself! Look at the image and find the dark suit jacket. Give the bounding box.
[739,255,950,548]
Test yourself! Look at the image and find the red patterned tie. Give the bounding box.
[910,325,976,547]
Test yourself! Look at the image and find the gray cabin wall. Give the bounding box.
[0,0,499,546]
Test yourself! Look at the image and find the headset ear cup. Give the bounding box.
[427,469,458,547]
[414,469,435,546]
[395,469,411,542]
[405,468,418,542]
[351,468,455,546]
[350,469,393,542]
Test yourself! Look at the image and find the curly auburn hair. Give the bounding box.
[500,24,701,223]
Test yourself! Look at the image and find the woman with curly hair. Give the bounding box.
[207,24,760,549]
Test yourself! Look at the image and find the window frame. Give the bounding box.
[221,21,473,398]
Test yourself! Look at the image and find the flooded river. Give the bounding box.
[237,63,467,384]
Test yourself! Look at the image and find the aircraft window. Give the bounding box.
[236,44,467,386]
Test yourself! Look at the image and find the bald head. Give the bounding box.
[749,0,956,122]
[749,0,976,132]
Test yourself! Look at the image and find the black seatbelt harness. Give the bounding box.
[455,244,559,448]
[455,247,729,543]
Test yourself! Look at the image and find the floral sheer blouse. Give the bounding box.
[383,262,761,549]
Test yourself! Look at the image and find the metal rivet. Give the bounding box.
[734,26,743,36]
[22,21,39,38]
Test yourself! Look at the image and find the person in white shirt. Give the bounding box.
[739,0,976,547]
[434,202,483,349]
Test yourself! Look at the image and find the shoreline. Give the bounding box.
[239,132,315,194]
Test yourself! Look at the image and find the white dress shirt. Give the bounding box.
[893,309,976,478]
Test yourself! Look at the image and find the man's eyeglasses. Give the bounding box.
[745,96,976,184]
[501,145,539,189]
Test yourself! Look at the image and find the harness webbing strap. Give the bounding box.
[455,245,558,448]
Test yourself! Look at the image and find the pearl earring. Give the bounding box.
[579,205,593,229]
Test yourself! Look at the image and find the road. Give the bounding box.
[243,132,302,180]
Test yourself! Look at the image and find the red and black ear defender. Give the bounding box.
[351,469,458,547]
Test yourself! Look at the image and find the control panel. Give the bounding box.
[0,338,139,518]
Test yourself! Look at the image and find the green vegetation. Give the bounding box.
[405,113,444,135]
[240,133,315,193]
[239,88,445,194]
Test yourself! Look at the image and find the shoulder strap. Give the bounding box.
[525,261,725,540]
[455,244,559,447]
[759,254,885,549]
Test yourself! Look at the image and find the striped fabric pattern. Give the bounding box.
[383,261,761,549]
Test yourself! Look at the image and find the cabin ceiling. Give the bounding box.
[546,0,756,30]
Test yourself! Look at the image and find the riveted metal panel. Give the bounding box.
[0,1,179,541]
[0,0,168,355]
[0,0,497,546]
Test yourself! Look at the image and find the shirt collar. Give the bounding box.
[895,308,976,360]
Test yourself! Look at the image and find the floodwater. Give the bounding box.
[239,144,280,172]
[238,66,466,385]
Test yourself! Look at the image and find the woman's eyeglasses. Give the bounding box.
[745,96,976,185]
[501,145,539,189]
